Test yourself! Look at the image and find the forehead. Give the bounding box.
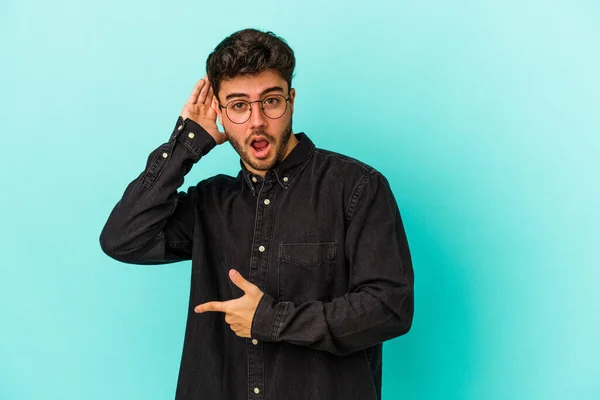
[218,69,288,100]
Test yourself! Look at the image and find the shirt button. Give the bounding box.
[263,199,270,205]
[188,132,195,139]
[177,125,183,131]
[252,339,259,345]
[283,176,289,182]
[254,388,260,394]
[162,152,168,158]
[251,176,258,183]
[258,246,265,252]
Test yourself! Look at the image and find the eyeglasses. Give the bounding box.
[219,94,290,124]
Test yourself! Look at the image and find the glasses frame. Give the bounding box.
[218,94,291,124]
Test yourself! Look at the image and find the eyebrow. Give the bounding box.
[225,86,285,101]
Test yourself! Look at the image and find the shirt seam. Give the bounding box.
[346,170,377,223]
[272,301,289,341]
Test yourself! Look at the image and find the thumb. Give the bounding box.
[229,269,255,293]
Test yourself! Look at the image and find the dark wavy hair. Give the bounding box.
[206,28,295,102]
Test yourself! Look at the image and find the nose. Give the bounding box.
[248,102,267,128]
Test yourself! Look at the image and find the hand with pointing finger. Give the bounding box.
[180,76,228,145]
[194,269,264,338]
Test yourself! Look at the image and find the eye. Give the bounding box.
[263,96,281,106]
[230,102,248,111]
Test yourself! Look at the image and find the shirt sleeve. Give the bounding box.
[99,116,216,264]
[251,171,414,356]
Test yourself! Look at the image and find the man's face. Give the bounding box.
[215,69,297,176]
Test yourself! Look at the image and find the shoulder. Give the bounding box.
[312,147,377,174]
[309,146,394,213]
[197,173,238,188]
[311,148,401,222]
[310,147,386,188]
[188,173,239,199]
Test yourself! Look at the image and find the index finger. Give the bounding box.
[194,301,227,313]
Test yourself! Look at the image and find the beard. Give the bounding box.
[225,117,294,172]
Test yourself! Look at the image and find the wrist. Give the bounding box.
[172,116,217,158]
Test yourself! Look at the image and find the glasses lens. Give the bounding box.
[226,101,251,124]
[262,95,287,119]
[224,95,288,124]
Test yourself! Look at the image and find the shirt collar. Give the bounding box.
[239,132,315,194]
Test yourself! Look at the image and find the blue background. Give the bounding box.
[1,0,599,399]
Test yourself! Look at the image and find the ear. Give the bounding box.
[212,96,224,126]
[289,87,296,113]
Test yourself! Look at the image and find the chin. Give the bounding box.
[250,159,276,171]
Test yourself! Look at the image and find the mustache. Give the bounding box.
[245,131,276,145]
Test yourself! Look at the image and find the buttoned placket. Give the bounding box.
[246,172,278,399]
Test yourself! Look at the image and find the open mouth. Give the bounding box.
[249,137,271,159]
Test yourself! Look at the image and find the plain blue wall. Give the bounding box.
[1,1,599,399]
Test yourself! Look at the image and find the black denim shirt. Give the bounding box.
[99,116,414,400]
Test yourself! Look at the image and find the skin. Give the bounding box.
[194,269,264,338]
[181,69,298,338]
[180,69,298,177]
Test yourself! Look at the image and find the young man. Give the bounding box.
[100,28,414,400]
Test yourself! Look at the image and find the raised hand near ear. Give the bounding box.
[180,76,227,145]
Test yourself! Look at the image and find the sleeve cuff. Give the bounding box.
[251,293,285,342]
[171,116,217,159]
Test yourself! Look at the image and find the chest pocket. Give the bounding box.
[278,242,336,304]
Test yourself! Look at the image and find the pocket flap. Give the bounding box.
[279,242,336,268]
